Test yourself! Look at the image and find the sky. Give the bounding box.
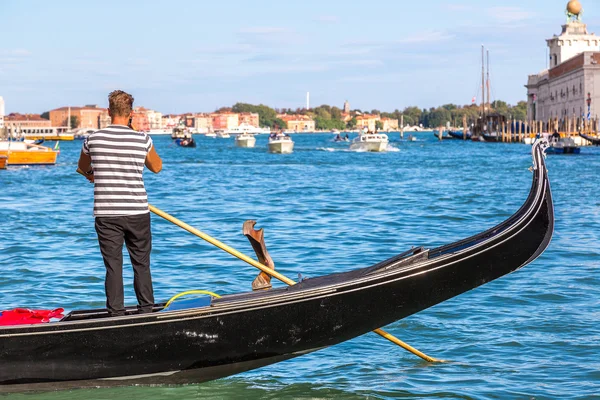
[1,0,599,114]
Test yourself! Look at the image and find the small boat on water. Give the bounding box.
[350,132,389,152]
[0,155,6,169]
[205,132,217,138]
[174,137,196,148]
[268,132,294,153]
[547,134,580,154]
[579,132,600,146]
[226,123,269,136]
[0,141,58,165]
[171,126,188,139]
[447,130,472,140]
[0,141,553,393]
[235,132,256,148]
[216,131,230,139]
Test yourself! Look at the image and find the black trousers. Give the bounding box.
[95,213,154,316]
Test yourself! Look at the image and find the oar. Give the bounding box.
[148,204,441,363]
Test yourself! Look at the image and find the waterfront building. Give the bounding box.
[277,114,315,131]
[4,113,52,129]
[356,114,380,132]
[49,105,107,129]
[239,112,260,127]
[145,109,163,129]
[0,96,4,128]
[381,117,399,131]
[131,107,150,131]
[192,113,212,132]
[211,112,239,130]
[526,1,600,122]
[162,115,180,130]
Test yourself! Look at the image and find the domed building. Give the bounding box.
[526,1,600,124]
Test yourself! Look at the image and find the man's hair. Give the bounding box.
[108,90,134,117]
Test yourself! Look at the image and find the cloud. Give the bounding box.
[487,7,536,23]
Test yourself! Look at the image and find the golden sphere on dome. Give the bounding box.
[567,0,582,15]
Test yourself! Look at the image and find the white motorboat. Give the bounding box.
[147,128,172,135]
[235,133,256,148]
[216,130,230,139]
[205,131,217,138]
[226,123,269,136]
[349,132,389,152]
[268,133,294,154]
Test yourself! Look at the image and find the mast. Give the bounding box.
[486,50,491,112]
[481,45,485,117]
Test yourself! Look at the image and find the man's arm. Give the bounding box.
[145,145,162,173]
[77,150,94,182]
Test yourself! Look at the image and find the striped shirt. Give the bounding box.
[82,125,153,217]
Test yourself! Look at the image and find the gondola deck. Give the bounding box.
[0,140,554,394]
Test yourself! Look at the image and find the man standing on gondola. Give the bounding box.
[77,90,163,317]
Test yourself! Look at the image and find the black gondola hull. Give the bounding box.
[0,142,553,393]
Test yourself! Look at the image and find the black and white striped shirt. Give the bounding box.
[82,125,153,217]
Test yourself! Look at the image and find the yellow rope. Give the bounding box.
[164,290,221,308]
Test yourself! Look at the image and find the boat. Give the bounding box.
[579,132,600,146]
[216,130,230,139]
[350,132,389,152]
[0,141,59,165]
[205,131,217,138]
[0,155,6,169]
[433,131,455,141]
[0,140,553,393]
[546,134,580,154]
[174,137,196,148]
[147,128,173,135]
[19,127,74,141]
[171,126,187,139]
[226,123,269,136]
[447,130,472,140]
[235,132,256,148]
[268,132,294,153]
[333,134,350,142]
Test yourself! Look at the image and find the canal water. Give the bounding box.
[0,133,598,399]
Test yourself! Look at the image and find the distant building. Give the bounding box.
[49,105,107,129]
[211,113,239,130]
[355,114,380,132]
[4,113,52,129]
[239,112,260,127]
[131,107,150,131]
[526,3,600,122]
[0,96,4,128]
[277,114,315,131]
[192,113,212,132]
[343,100,350,114]
[162,115,180,129]
[145,109,163,130]
[380,117,399,131]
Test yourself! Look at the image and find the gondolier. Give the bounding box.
[77,90,163,316]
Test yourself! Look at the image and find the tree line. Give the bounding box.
[228,101,528,130]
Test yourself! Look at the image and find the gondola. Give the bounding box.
[579,132,600,146]
[447,130,472,140]
[0,140,554,393]
[175,137,196,148]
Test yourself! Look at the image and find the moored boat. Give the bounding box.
[268,133,294,153]
[235,132,256,148]
[0,140,553,393]
[448,130,472,140]
[0,141,58,165]
[579,132,600,146]
[216,130,230,139]
[350,132,389,151]
[547,135,580,154]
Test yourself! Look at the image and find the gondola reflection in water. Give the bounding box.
[0,141,554,393]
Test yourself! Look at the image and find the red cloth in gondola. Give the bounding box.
[0,308,64,326]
